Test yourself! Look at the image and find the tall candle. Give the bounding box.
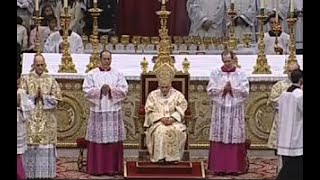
[261,0,264,9]
[290,0,294,12]
[64,0,68,8]
[162,0,165,4]
[275,0,279,22]
[94,0,97,3]
[35,0,39,11]
[231,0,234,3]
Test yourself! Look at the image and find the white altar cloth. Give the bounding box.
[21,53,303,82]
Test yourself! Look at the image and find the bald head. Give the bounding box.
[288,63,300,79]
[288,63,300,71]
[33,54,46,75]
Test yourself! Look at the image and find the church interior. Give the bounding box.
[17,0,303,179]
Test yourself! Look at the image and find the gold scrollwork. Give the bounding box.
[246,92,274,141]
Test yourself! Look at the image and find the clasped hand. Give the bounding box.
[100,84,110,98]
[35,87,43,101]
[222,81,232,97]
[160,117,175,126]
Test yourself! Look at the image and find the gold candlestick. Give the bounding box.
[182,57,190,73]
[32,10,44,54]
[253,8,271,74]
[140,57,149,73]
[284,14,298,73]
[58,7,77,73]
[227,3,238,50]
[153,0,175,71]
[86,3,103,72]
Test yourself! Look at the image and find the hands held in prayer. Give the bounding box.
[274,46,283,55]
[202,20,213,31]
[161,117,175,126]
[223,81,233,97]
[35,87,43,103]
[100,84,111,99]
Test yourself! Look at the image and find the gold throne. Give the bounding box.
[136,70,192,161]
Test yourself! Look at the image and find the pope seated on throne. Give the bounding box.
[143,63,188,163]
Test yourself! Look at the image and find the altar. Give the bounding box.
[21,53,303,149]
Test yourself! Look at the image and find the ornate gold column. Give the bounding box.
[253,8,271,74]
[32,10,43,54]
[85,2,103,72]
[284,12,298,73]
[58,7,77,73]
[227,3,238,50]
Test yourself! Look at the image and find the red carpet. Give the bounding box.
[55,157,277,179]
[124,161,205,179]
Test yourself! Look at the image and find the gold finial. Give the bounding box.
[141,57,149,73]
[182,57,190,73]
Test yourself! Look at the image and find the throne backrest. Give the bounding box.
[140,73,190,105]
[139,72,191,152]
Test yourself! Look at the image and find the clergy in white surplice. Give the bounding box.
[83,50,129,175]
[186,0,226,38]
[17,17,28,51]
[266,63,299,174]
[225,0,257,43]
[277,69,303,180]
[263,14,290,55]
[21,54,62,179]
[17,0,34,29]
[207,50,249,175]
[43,29,84,54]
[264,0,290,33]
[144,63,188,163]
[17,73,34,180]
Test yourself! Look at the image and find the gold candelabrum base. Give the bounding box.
[284,16,298,73]
[227,3,238,50]
[32,10,44,54]
[253,8,271,74]
[86,4,103,73]
[58,7,77,73]
[153,3,175,71]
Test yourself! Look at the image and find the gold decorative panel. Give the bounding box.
[55,79,276,150]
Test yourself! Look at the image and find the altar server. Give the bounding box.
[83,50,129,175]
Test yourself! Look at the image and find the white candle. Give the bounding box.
[35,0,39,11]
[231,0,234,3]
[94,0,97,3]
[260,0,264,9]
[64,0,68,8]
[275,0,279,22]
[162,0,165,5]
[290,0,294,12]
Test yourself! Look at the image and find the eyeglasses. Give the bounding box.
[36,64,44,67]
